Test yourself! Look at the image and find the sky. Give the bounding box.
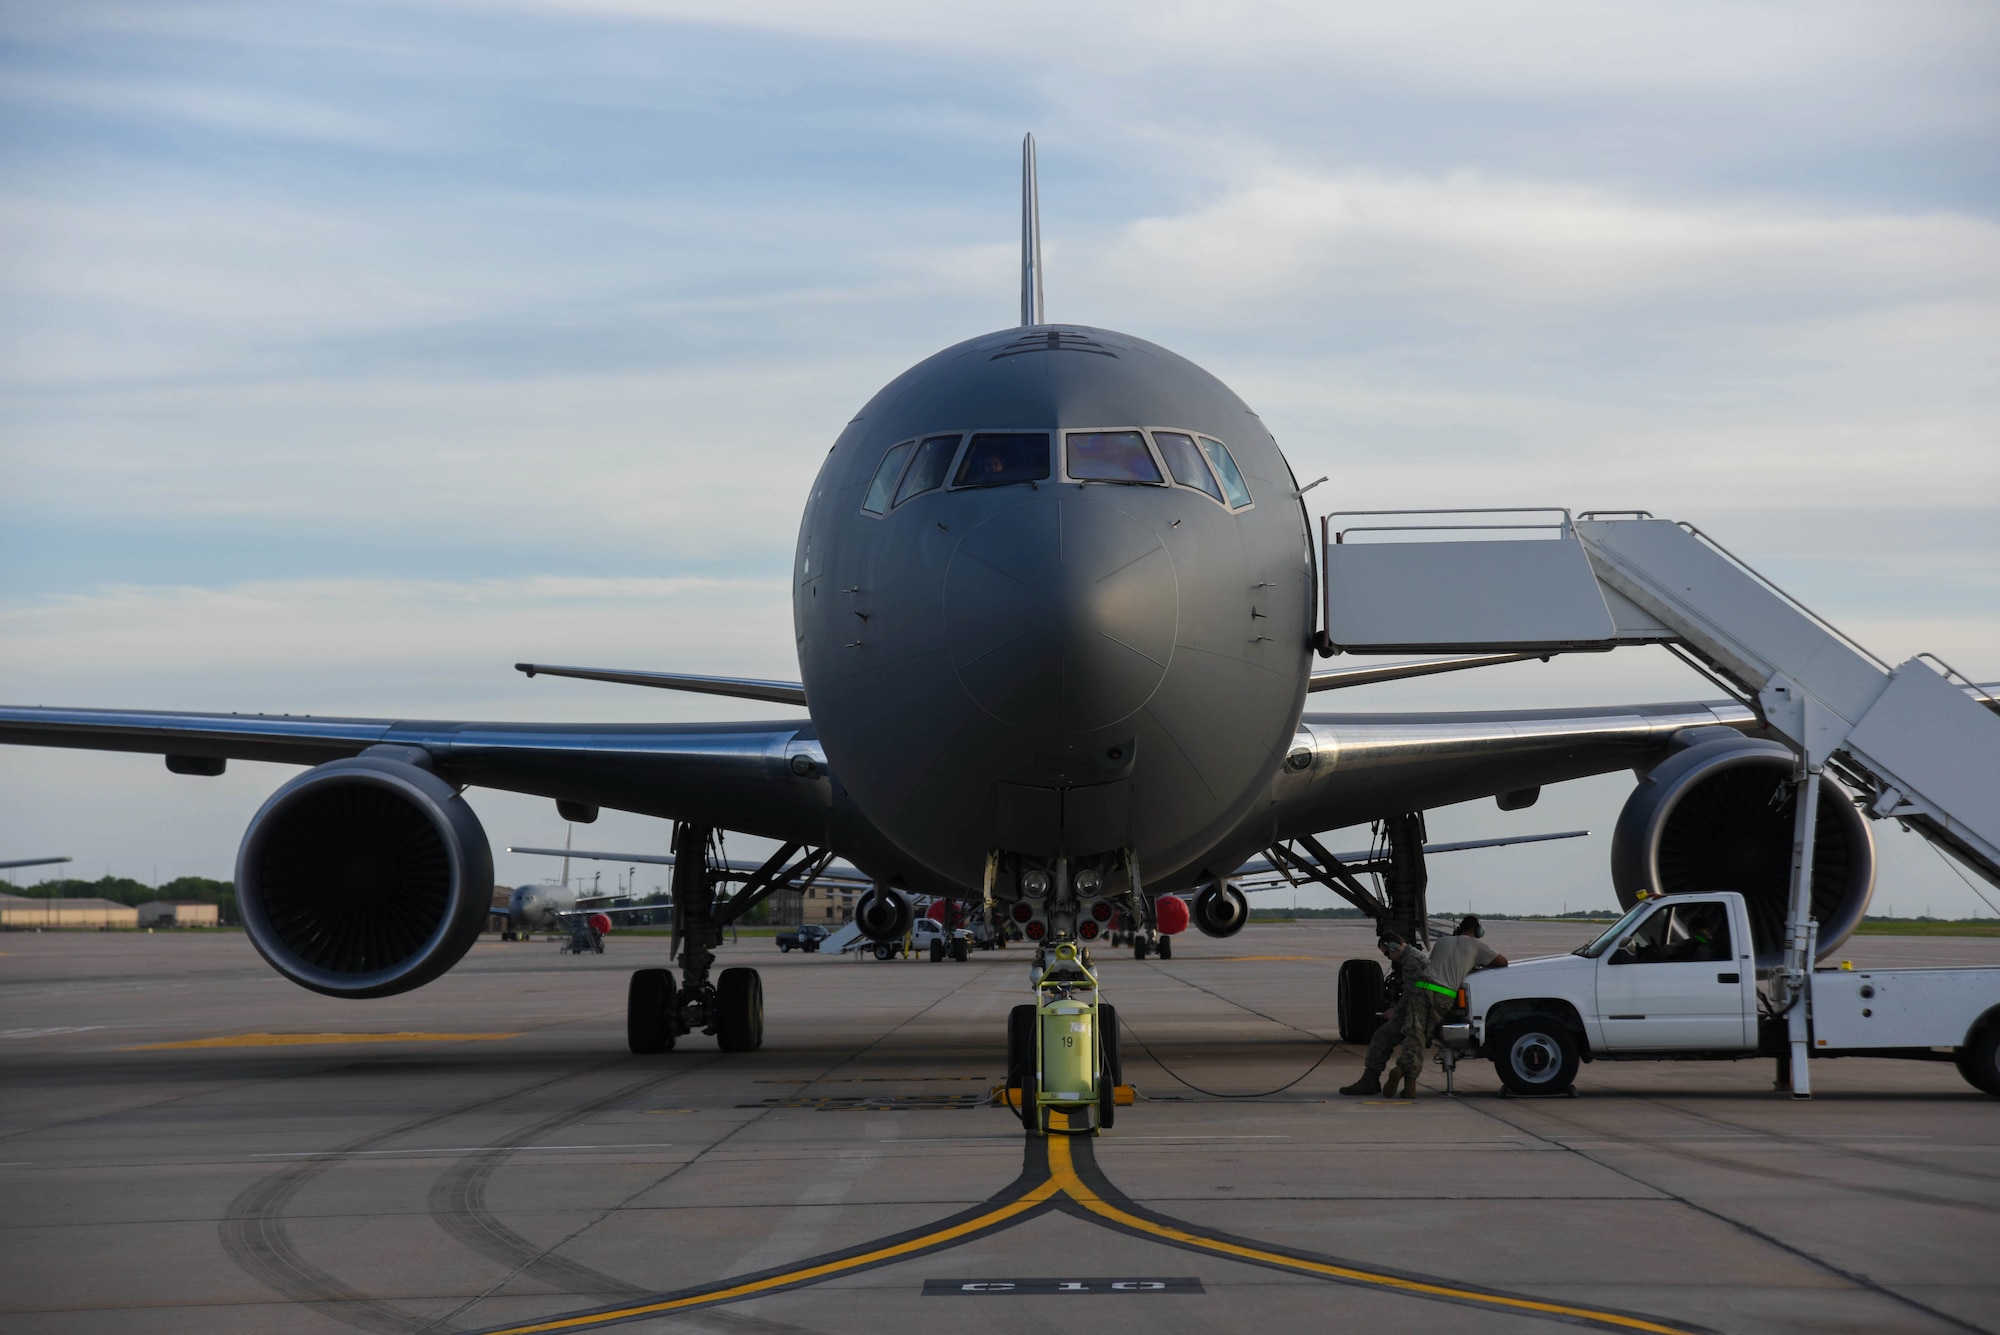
[1,1,1996,916]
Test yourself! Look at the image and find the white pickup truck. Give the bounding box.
[1443,891,2000,1097]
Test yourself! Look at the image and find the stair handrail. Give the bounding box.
[1325,506,1573,545]
[1916,652,1998,705]
[1672,522,1893,674]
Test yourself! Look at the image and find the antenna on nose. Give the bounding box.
[1020,133,1043,327]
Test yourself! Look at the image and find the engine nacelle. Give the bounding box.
[854,885,913,943]
[1612,737,1874,967]
[1191,881,1249,938]
[235,755,494,998]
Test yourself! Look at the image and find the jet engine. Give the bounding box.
[1190,880,1249,938]
[1611,735,1874,966]
[235,754,494,998]
[854,885,913,943]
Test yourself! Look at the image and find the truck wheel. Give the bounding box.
[715,967,764,1052]
[627,968,676,1054]
[1336,959,1385,1045]
[873,942,894,962]
[779,941,792,953]
[1956,1017,2000,1096]
[1492,1016,1579,1095]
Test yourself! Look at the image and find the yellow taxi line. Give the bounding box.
[126,1032,521,1050]
[474,1176,1063,1334]
[1045,1136,1698,1335]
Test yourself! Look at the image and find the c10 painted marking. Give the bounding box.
[923,1277,1203,1295]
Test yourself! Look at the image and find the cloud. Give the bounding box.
[0,574,801,713]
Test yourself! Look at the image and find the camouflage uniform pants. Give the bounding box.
[1396,989,1457,1080]
[1363,1001,1406,1074]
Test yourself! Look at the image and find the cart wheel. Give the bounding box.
[715,967,764,1052]
[1006,1003,1034,1094]
[627,969,676,1054]
[1097,1002,1121,1131]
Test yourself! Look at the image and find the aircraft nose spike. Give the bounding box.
[944,495,1176,732]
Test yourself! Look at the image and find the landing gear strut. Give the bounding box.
[627,823,829,1054]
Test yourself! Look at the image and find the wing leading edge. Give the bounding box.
[0,705,840,849]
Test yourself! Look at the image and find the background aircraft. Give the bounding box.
[0,138,1967,1055]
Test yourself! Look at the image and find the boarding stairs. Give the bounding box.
[1319,510,2000,1095]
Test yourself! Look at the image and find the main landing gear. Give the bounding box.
[628,823,828,1055]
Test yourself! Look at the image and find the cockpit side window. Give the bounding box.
[1152,430,1225,503]
[953,432,1051,488]
[862,440,915,515]
[894,434,961,505]
[1065,430,1164,484]
[1198,436,1254,509]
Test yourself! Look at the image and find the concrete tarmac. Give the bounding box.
[2,920,1996,1334]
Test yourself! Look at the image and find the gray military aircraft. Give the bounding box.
[0,136,1876,1054]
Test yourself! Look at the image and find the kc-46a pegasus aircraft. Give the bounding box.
[0,138,1889,1056]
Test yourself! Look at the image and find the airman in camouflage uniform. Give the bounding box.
[1339,934,1428,1096]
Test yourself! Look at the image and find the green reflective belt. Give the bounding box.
[1414,980,1458,998]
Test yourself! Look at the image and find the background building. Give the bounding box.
[0,894,139,929]
[135,901,220,928]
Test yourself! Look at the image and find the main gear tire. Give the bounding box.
[1157,936,1172,960]
[715,967,764,1052]
[1337,958,1386,1045]
[627,968,676,1054]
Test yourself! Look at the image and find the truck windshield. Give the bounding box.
[1575,901,1654,958]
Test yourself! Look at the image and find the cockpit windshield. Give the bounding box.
[1152,431,1225,503]
[862,440,914,515]
[954,432,1050,488]
[894,434,960,505]
[1066,430,1163,484]
[1198,436,1253,509]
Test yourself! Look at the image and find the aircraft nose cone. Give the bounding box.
[944,495,1176,731]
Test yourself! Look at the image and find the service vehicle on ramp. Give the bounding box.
[1442,890,2000,1096]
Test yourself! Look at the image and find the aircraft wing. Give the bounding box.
[0,705,840,848]
[1259,697,1763,848]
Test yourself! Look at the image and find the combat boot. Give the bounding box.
[1339,1070,1382,1096]
[1380,1070,1405,1099]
